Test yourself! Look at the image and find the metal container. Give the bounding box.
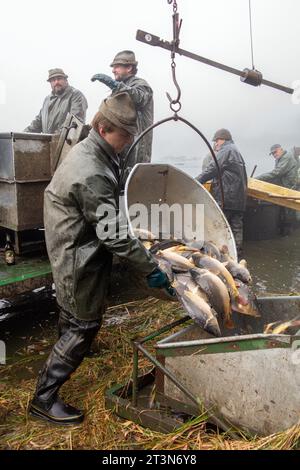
[156,295,300,436]
[0,132,52,230]
[124,163,237,260]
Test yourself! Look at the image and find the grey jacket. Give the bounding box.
[197,141,248,212]
[44,129,157,321]
[25,85,88,134]
[113,75,153,167]
[257,151,298,189]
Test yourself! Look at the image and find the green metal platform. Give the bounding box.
[0,254,52,298]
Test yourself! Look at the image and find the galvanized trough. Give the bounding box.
[106,295,300,437]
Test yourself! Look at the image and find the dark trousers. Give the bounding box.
[224,210,244,258]
[33,309,101,405]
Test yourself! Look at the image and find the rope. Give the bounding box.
[248,0,255,70]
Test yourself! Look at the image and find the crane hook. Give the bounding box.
[166,61,182,113]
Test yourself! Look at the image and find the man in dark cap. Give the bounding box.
[91,51,153,170]
[28,92,171,425]
[257,144,298,189]
[196,129,248,256]
[257,144,298,235]
[24,68,88,134]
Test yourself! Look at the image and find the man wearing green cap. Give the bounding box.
[24,68,88,134]
[91,51,153,171]
[257,144,299,235]
[196,129,248,256]
[28,92,172,425]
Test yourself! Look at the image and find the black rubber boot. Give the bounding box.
[29,310,101,425]
[30,395,84,425]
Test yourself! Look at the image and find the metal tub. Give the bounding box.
[156,295,300,436]
[0,132,52,230]
[124,163,237,260]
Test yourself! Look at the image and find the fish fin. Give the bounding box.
[231,302,261,317]
[239,259,247,268]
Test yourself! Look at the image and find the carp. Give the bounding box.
[158,250,195,272]
[221,246,252,284]
[192,252,239,299]
[190,267,233,328]
[173,274,221,337]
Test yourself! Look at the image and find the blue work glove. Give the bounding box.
[91,73,118,90]
[146,268,176,297]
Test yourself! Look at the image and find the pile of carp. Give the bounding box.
[135,229,260,337]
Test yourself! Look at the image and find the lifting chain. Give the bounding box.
[167,0,177,12]
[166,0,182,115]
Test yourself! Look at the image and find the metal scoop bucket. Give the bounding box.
[124,163,237,260]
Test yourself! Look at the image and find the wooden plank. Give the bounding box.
[247,178,300,211]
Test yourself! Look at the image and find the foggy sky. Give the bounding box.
[0,0,299,175]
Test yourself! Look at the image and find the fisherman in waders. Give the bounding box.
[257,144,299,236]
[91,50,153,173]
[196,129,248,258]
[29,92,172,425]
[24,68,88,134]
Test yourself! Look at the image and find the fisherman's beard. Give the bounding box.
[53,86,66,95]
[114,73,130,82]
[51,82,68,95]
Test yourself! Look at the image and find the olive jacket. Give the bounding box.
[257,151,298,189]
[25,85,88,134]
[44,129,157,321]
[113,75,153,167]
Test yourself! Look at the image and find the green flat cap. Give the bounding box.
[99,92,138,135]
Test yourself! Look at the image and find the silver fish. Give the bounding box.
[201,241,222,260]
[220,245,252,284]
[190,268,233,328]
[192,252,239,299]
[219,245,252,284]
[173,272,199,295]
[223,259,252,284]
[158,250,195,272]
[150,240,185,254]
[173,273,221,336]
[154,255,174,283]
[179,289,221,337]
